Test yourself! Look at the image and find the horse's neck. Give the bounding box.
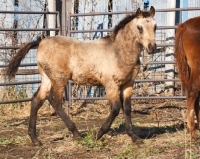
[114,26,142,65]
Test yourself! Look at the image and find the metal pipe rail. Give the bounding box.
[0,95,186,105]
[0,28,60,31]
[0,10,61,37]
[68,26,177,34]
[68,7,200,36]
[0,11,58,14]
[0,42,174,51]
[0,98,32,104]
[0,78,180,87]
[68,7,200,17]
[0,63,37,68]
[0,80,41,86]
[71,96,186,100]
[0,61,175,68]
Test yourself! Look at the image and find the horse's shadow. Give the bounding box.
[107,122,185,139]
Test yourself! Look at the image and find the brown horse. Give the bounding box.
[6,7,156,145]
[175,16,200,138]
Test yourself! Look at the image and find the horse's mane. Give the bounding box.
[103,11,152,40]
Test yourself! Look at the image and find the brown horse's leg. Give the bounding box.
[195,92,200,130]
[96,85,121,140]
[122,86,141,142]
[47,83,81,139]
[28,74,51,145]
[186,90,198,137]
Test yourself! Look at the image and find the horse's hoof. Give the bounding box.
[131,134,143,144]
[187,128,198,139]
[32,140,42,146]
[73,136,82,141]
[95,129,104,140]
[73,133,82,140]
[92,130,99,140]
[191,130,197,138]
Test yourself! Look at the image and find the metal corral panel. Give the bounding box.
[146,0,168,65]
[147,0,176,94]
[17,0,45,96]
[188,0,200,18]
[0,0,14,99]
[76,0,109,40]
[149,0,168,31]
[112,0,143,26]
[0,0,14,66]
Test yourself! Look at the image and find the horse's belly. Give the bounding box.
[72,74,102,86]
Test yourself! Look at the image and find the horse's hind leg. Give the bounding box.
[186,89,198,137]
[47,83,81,139]
[195,92,200,130]
[96,85,121,140]
[28,73,51,145]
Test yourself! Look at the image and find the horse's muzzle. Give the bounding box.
[147,43,157,54]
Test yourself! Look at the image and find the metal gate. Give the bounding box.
[0,9,61,104]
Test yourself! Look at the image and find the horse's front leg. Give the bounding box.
[96,85,121,140]
[121,85,141,142]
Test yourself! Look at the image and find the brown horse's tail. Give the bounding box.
[6,36,42,78]
[174,24,190,89]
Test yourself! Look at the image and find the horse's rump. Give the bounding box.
[174,23,190,89]
[175,18,200,91]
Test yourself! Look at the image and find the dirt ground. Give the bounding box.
[0,99,200,159]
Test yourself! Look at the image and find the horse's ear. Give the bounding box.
[149,6,155,17]
[136,8,143,18]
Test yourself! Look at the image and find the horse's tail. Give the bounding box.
[174,23,190,89]
[6,36,42,78]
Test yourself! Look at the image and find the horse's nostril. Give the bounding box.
[148,43,157,52]
[148,43,153,51]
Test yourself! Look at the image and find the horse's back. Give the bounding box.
[36,36,115,86]
[181,17,200,67]
[184,16,200,31]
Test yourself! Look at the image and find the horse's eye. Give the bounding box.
[137,26,143,33]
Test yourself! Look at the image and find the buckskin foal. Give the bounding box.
[6,6,157,145]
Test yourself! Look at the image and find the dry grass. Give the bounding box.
[0,99,200,158]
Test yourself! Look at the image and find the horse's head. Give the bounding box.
[134,6,157,54]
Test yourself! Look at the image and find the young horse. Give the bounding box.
[6,7,157,145]
[175,16,200,138]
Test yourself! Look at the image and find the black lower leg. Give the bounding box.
[96,101,120,140]
[123,99,141,142]
[56,108,81,138]
[28,95,44,145]
[48,87,81,139]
